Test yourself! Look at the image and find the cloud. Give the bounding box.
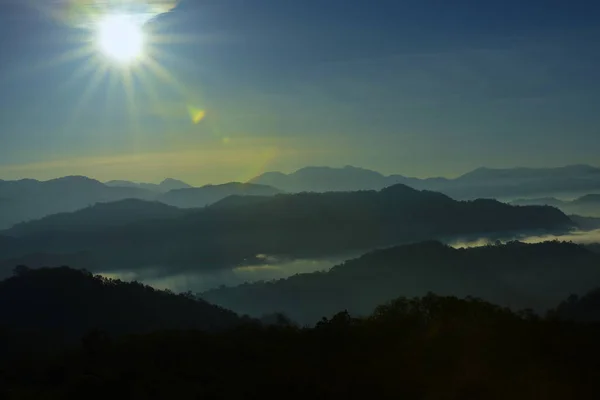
[41,0,180,26]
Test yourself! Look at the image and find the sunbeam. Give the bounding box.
[16,0,206,145]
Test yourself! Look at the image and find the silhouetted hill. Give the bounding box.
[5,290,600,398]
[0,176,155,229]
[201,241,600,324]
[0,252,98,280]
[552,288,600,322]
[250,164,600,200]
[157,182,282,208]
[512,194,600,217]
[5,199,188,237]
[106,178,192,192]
[0,185,573,275]
[0,267,244,341]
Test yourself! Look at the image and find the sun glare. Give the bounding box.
[96,15,144,64]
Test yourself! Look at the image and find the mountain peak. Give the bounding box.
[159,178,192,191]
[44,176,104,187]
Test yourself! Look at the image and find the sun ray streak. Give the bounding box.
[63,63,108,133]
[134,65,167,125]
[121,68,142,152]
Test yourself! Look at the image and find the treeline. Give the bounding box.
[2,293,600,398]
[0,266,244,345]
[202,240,600,324]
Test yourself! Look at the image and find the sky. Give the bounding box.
[0,0,599,185]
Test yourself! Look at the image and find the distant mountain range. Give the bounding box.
[201,241,600,324]
[250,164,600,200]
[157,183,281,208]
[105,178,192,192]
[2,164,598,230]
[0,176,154,229]
[0,184,573,277]
[0,177,281,229]
[511,194,600,217]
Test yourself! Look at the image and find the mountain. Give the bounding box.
[0,266,244,341]
[573,194,600,206]
[0,176,155,229]
[1,184,573,276]
[445,164,600,198]
[570,215,600,231]
[4,199,188,237]
[249,166,389,192]
[0,176,280,229]
[511,194,600,217]
[250,164,600,200]
[157,182,282,208]
[105,178,192,192]
[249,165,447,192]
[158,178,193,191]
[456,164,600,182]
[201,241,600,324]
[510,197,567,208]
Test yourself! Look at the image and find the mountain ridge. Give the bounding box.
[0,178,282,229]
[250,164,600,199]
[511,194,600,217]
[201,240,600,324]
[0,184,573,276]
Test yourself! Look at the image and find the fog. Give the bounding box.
[99,229,600,294]
[100,256,348,293]
[449,229,600,248]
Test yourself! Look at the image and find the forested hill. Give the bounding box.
[201,240,600,324]
[5,199,188,236]
[3,292,600,398]
[0,267,244,342]
[0,184,573,275]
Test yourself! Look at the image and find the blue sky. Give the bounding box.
[0,0,599,184]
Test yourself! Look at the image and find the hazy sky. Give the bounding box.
[0,0,599,184]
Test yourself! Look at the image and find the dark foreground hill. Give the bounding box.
[201,241,600,324]
[1,184,574,274]
[0,267,244,342]
[2,292,600,398]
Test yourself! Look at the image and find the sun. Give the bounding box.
[96,15,144,64]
